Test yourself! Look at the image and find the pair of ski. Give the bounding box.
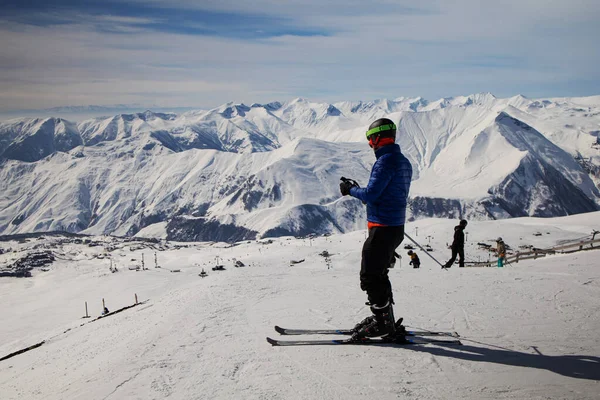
[267,325,462,346]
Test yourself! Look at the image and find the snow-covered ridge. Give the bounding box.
[0,117,82,162]
[0,93,599,241]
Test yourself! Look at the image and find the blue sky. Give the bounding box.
[0,0,599,111]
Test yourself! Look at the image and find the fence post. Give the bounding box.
[135,293,138,304]
[84,301,90,318]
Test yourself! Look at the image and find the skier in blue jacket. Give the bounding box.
[340,118,413,339]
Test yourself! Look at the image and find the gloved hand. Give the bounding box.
[340,180,355,196]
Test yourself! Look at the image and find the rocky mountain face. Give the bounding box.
[0,94,599,242]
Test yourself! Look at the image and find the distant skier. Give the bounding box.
[102,306,110,315]
[496,237,506,267]
[339,117,412,339]
[443,219,468,268]
[407,250,420,269]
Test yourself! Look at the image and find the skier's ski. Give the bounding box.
[274,325,459,338]
[267,336,462,346]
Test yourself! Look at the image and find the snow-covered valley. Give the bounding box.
[1,213,599,399]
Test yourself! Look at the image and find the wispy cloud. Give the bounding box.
[1,0,331,38]
[0,0,598,111]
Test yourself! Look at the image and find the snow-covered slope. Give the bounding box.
[1,214,599,399]
[0,117,82,162]
[0,94,599,241]
[405,109,599,218]
[0,136,371,240]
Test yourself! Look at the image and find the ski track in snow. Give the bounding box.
[0,216,600,399]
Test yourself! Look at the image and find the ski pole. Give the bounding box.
[404,233,447,270]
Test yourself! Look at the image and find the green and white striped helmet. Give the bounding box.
[366,118,397,139]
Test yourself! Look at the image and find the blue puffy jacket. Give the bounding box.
[349,144,412,226]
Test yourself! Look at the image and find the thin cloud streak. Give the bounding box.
[1,1,331,39]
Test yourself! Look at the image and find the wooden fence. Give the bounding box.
[466,238,600,267]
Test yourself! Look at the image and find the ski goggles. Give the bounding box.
[365,123,396,139]
[368,136,378,148]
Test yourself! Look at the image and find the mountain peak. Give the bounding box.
[495,111,533,131]
[289,97,309,105]
[250,101,282,111]
[217,103,250,118]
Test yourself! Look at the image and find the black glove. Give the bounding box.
[340,180,355,196]
[340,177,360,196]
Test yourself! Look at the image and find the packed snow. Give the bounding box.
[1,213,599,399]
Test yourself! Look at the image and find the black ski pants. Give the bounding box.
[360,225,404,307]
[445,246,464,268]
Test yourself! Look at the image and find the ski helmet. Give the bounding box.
[366,118,396,140]
[496,237,503,242]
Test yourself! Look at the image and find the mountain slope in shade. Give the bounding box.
[0,94,599,241]
[0,118,82,162]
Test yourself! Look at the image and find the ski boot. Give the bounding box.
[351,301,396,340]
[352,315,376,333]
[351,301,377,333]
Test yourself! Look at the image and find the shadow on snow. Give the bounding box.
[401,339,600,381]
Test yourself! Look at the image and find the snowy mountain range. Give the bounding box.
[1,93,599,242]
[0,104,197,123]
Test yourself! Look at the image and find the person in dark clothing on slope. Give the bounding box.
[339,118,413,339]
[407,250,420,269]
[443,219,468,268]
